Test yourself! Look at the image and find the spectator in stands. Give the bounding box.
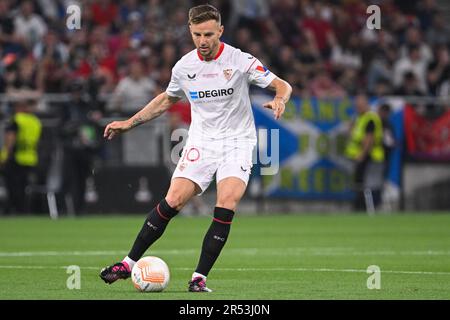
[329,32,363,95]
[417,0,439,31]
[400,27,433,65]
[107,59,155,114]
[272,45,296,78]
[0,0,19,55]
[0,0,448,103]
[0,98,42,214]
[386,9,409,43]
[0,53,17,93]
[393,44,428,93]
[394,71,425,96]
[13,0,47,49]
[300,1,335,58]
[372,78,393,98]
[436,79,450,98]
[154,65,172,93]
[330,33,362,72]
[341,0,368,34]
[425,12,450,46]
[233,27,252,52]
[367,45,397,95]
[336,69,360,96]
[75,41,117,103]
[119,0,141,26]
[126,11,145,47]
[296,37,321,79]
[67,29,89,72]
[91,0,119,29]
[229,0,270,37]
[33,30,69,93]
[5,56,43,99]
[168,7,191,43]
[270,0,300,47]
[34,0,61,25]
[309,67,346,99]
[33,29,68,64]
[427,44,450,96]
[160,42,178,69]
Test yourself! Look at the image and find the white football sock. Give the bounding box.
[122,256,136,270]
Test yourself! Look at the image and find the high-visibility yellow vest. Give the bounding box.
[345,111,384,162]
[11,112,42,166]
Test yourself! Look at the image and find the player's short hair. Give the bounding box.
[188,4,221,25]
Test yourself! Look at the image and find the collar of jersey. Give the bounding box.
[197,42,225,61]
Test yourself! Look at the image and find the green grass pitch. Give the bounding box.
[1,213,450,299]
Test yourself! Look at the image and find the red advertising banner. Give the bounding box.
[404,105,450,160]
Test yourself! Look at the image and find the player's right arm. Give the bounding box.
[104,92,180,140]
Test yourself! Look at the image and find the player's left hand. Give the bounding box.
[263,97,285,120]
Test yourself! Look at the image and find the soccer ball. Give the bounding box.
[131,256,170,292]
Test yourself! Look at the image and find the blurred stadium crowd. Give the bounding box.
[0,0,449,109]
[0,0,449,215]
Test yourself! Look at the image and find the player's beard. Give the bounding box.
[199,46,210,57]
[199,42,218,60]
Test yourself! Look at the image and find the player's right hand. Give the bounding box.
[103,120,131,140]
[263,97,285,120]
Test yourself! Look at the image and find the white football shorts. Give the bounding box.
[172,139,255,194]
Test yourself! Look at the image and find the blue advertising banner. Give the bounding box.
[251,95,404,201]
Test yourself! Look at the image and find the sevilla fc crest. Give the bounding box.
[223,69,233,80]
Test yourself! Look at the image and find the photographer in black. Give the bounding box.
[61,79,103,214]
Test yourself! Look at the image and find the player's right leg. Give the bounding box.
[100,178,199,284]
[189,177,247,292]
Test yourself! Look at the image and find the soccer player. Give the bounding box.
[100,4,292,292]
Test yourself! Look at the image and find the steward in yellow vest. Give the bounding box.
[345,110,385,163]
[1,100,42,213]
[345,94,385,211]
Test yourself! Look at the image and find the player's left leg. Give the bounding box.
[189,176,247,292]
[100,178,199,285]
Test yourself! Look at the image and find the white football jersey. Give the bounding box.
[166,42,276,144]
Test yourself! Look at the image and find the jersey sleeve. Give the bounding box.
[245,57,277,88]
[165,64,184,98]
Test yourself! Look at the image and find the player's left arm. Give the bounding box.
[263,77,292,120]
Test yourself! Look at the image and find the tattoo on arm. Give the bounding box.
[128,93,177,129]
[131,117,145,128]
